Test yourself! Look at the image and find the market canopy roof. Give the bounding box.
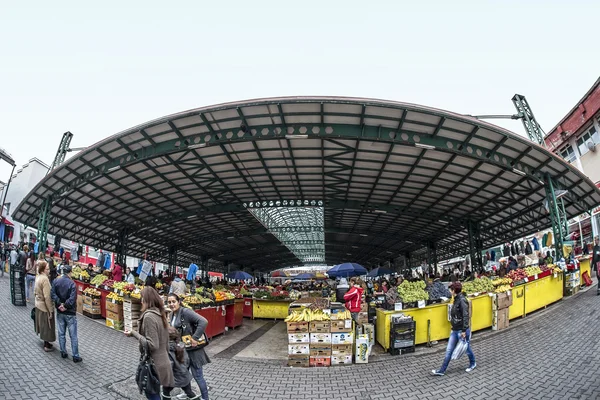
[12,96,600,272]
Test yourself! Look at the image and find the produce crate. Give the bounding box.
[330,320,353,332]
[392,339,415,349]
[106,318,124,330]
[331,355,352,366]
[288,333,310,344]
[309,321,330,333]
[288,344,310,355]
[83,310,103,319]
[106,310,124,321]
[357,312,368,324]
[287,321,309,333]
[309,344,332,357]
[310,333,332,344]
[309,356,331,367]
[331,332,354,345]
[331,344,353,356]
[106,300,123,314]
[287,355,309,368]
[391,315,413,325]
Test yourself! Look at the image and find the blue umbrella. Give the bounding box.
[367,266,393,277]
[327,263,367,278]
[226,270,253,280]
[293,273,316,280]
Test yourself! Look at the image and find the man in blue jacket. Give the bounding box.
[51,265,82,362]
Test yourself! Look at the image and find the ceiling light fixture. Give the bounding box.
[373,209,387,214]
[512,168,526,176]
[107,165,120,172]
[188,143,207,150]
[285,134,309,139]
[415,143,436,150]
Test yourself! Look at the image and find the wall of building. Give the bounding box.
[1,158,49,218]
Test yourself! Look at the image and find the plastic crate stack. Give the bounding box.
[9,265,26,306]
[389,314,415,355]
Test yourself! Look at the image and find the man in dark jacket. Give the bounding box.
[51,265,82,362]
[591,236,600,277]
[432,282,476,376]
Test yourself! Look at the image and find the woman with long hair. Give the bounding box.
[167,293,210,400]
[34,261,55,351]
[24,251,37,302]
[125,287,174,400]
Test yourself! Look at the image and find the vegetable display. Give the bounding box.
[426,281,451,300]
[397,280,429,303]
[462,277,494,294]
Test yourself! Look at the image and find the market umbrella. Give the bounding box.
[327,262,368,278]
[271,270,289,277]
[367,266,393,277]
[226,270,253,280]
[293,273,316,280]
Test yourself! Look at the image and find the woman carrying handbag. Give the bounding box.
[167,294,210,400]
[34,261,56,352]
[126,287,174,400]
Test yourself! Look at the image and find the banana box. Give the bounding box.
[287,321,309,333]
[331,344,353,356]
[331,355,352,366]
[309,321,330,333]
[288,344,310,355]
[309,356,331,367]
[309,344,332,357]
[288,355,309,368]
[310,333,332,344]
[355,334,369,364]
[288,333,310,344]
[330,319,353,332]
[332,332,354,345]
[361,323,375,348]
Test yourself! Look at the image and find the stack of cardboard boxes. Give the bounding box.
[106,298,124,330]
[82,293,102,319]
[565,270,580,296]
[124,299,141,333]
[493,291,512,330]
[288,321,310,367]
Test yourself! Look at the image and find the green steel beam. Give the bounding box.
[544,174,569,259]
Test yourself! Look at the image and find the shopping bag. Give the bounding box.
[451,338,468,360]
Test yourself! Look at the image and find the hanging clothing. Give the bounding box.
[490,250,496,261]
[525,242,533,255]
[503,244,510,257]
[542,234,548,248]
[96,252,105,267]
[104,252,111,269]
[532,237,540,251]
[187,263,199,281]
[546,232,553,247]
[511,243,517,257]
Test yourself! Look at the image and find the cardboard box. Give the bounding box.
[361,323,375,348]
[495,292,513,309]
[288,333,310,344]
[355,334,369,364]
[76,296,84,314]
[309,344,332,357]
[123,300,142,311]
[309,321,330,333]
[331,355,352,365]
[332,332,354,345]
[106,301,123,314]
[357,312,368,324]
[360,302,368,312]
[82,303,101,314]
[288,344,310,355]
[331,344,353,356]
[287,355,309,368]
[492,308,509,331]
[309,356,331,367]
[106,310,124,322]
[330,319,353,332]
[83,296,101,306]
[287,321,309,333]
[310,333,332,344]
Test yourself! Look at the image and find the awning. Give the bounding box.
[1,216,14,227]
[208,271,224,278]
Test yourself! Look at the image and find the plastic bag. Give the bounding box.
[451,334,470,360]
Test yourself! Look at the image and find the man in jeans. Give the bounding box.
[51,265,82,362]
[431,281,476,376]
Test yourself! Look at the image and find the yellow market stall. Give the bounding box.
[252,299,293,319]
[376,274,565,351]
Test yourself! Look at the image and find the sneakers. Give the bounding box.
[466,363,477,372]
[73,356,83,363]
[431,370,445,376]
[61,352,68,359]
[175,393,188,400]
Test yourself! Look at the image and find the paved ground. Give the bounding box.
[2,274,600,400]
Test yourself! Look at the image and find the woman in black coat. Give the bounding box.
[167,294,210,400]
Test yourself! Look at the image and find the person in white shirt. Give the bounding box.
[10,247,19,267]
[125,267,136,284]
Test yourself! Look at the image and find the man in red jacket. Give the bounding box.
[343,278,364,322]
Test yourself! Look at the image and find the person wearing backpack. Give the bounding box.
[167,294,210,400]
[163,327,200,399]
[431,281,476,376]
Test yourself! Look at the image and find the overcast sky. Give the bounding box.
[1,0,599,182]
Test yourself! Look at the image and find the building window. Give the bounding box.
[560,145,576,163]
[576,125,600,156]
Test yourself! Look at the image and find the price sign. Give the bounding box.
[524,277,528,283]
[394,302,403,311]
[417,300,426,308]
[534,274,538,280]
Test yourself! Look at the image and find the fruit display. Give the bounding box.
[182,294,214,309]
[103,279,115,288]
[426,281,451,300]
[330,309,351,320]
[113,282,129,291]
[155,282,163,290]
[71,266,82,279]
[462,277,494,295]
[252,289,290,300]
[79,270,90,281]
[107,292,123,303]
[494,285,512,293]
[491,277,512,287]
[284,308,330,322]
[397,280,429,303]
[83,288,101,297]
[524,266,542,277]
[507,269,528,282]
[130,291,141,299]
[552,266,562,274]
[90,275,108,286]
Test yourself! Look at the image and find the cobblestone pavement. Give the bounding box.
[2,274,600,400]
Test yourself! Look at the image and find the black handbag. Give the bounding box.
[30,307,36,321]
[135,341,161,395]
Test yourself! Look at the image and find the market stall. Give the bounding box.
[226,298,244,329]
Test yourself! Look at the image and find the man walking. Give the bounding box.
[51,265,82,362]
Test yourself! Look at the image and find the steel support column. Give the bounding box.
[115,227,129,266]
[544,174,569,259]
[468,220,483,271]
[38,197,52,253]
[426,241,437,273]
[168,245,177,276]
